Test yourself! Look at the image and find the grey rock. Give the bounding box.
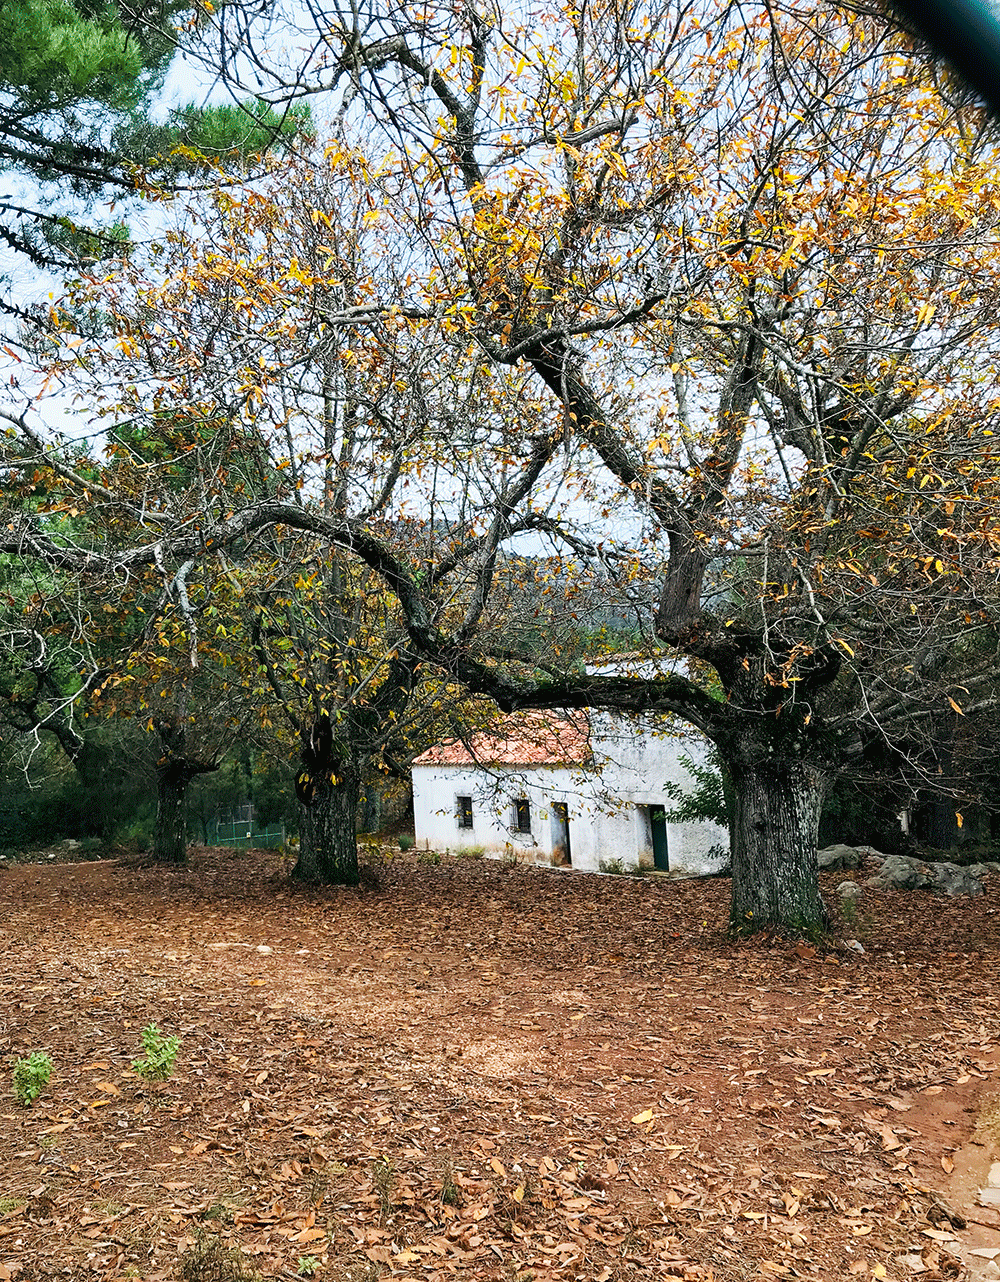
[844,938,865,954]
[818,844,861,870]
[838,881,862,899]
[967,862,1000,880]
[856,845,891,863]
[866,853,983,897]
[866,854,929,891]
[819,843,892,869]
[935,862,984,896]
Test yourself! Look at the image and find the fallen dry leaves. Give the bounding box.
[0,847,996,1282]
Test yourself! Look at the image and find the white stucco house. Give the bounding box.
[411,708,728,876]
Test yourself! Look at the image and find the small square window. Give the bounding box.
[513,798,531,833]
[457,795,474,829]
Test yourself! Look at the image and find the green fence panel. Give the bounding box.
[205,822,286,850]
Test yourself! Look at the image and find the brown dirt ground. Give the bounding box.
[0,847,998,1282]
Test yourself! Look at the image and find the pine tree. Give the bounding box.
[0,0,308,289]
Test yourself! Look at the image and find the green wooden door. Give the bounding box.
[650,808,669,871]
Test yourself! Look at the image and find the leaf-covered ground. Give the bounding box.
[0,847,998,1282]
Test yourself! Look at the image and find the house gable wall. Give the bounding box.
[412,712,728,876]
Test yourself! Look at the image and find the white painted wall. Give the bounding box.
[412,712,729,876]
[587,712,729,875]
[411,761,580,863]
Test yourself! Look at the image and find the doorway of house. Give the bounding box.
[550,802,572,866]
[648,807,669,871]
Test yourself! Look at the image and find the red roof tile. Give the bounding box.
[413,711,591,767]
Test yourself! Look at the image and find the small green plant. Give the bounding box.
[839,895,874,938]
[0,1197,23,1215]
[440,1159,461,1207]
[13,1051,53,1105]
[200,1200,234,1223]
[459,845,485,859]
[297,1257,321,1278]
[179,1232,259,1282]
[598,857,627,875]
[397,834,415,851]
[417,850,441,865]
[372,1156,394,1224]
[131,1023,180,1081]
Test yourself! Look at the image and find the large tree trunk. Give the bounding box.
[151,715,219,863]
[154,762,191,864]
[293,762,361,885]
[725,754,829,938]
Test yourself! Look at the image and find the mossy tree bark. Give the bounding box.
[293,759,361,885]
[724,753,829,938]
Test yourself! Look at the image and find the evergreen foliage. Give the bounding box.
[661,749,731,831]
[0,0,310,279]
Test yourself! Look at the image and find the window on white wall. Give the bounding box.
[513,798,531,833]
[456,796,474,829]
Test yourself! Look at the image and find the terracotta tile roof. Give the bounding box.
[413,711,591,767]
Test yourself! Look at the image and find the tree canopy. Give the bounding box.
[6,0,1000,931]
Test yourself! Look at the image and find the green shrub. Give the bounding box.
[397,834,415,851]
[13,1051,53,1105]
[598,857,627,875]
[122,817,151,852]
[131,1023,180,1081]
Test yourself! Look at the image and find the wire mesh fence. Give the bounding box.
[205,821,286,850]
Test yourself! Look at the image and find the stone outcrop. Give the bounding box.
[817,844,863,870]
[820,843,1000,898]
[864,853,986,897]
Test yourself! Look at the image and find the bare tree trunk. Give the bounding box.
[726,755,829,938]
[293,763,361,885]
